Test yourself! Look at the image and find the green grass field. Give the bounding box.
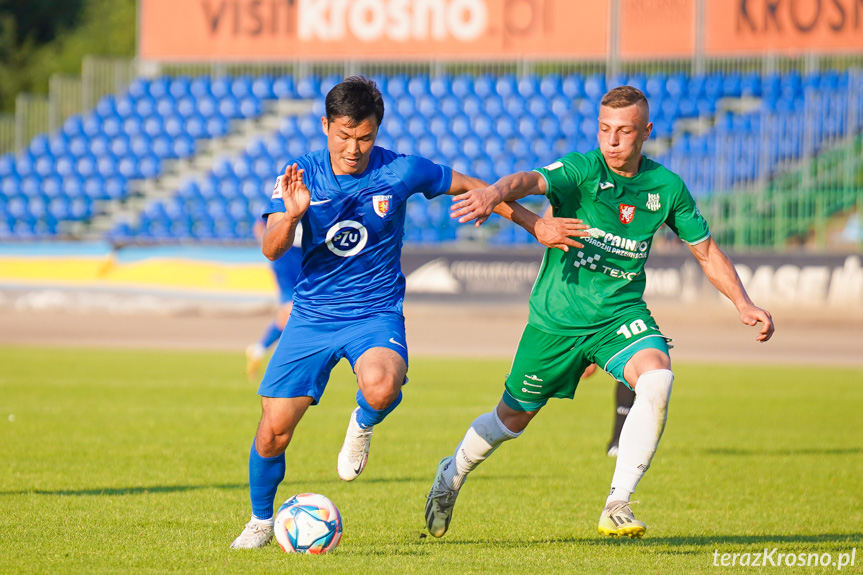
[1,346,861,574]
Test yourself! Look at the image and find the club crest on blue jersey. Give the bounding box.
[272,176,283,199]
[325,220,368,257]
[373,195,392,218]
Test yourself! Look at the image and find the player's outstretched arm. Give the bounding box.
[495,201,589,252]
[688,237,775,342]
[262,163,309,260]
[451,171,547,227]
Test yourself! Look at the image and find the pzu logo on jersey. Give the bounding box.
[326,220,368,257]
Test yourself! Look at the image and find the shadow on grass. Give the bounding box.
[704,447,863,456]
[424,532,862,550]
[0,473,441,497]
[0,483,249,497]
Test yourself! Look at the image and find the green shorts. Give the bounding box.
[503,310,671,412]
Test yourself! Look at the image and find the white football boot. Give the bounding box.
[337,407,373,481]
[230,518,274,549]
[425,456,460,538]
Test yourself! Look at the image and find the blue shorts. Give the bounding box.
[258,311,409,404]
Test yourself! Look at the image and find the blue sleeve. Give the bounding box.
[392,155,453,199]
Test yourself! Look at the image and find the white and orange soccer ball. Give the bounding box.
[273,493,343,554]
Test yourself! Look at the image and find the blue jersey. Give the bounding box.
[263,147,452,321]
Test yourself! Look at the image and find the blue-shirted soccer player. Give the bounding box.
[229,76,587,549]
[245,221,302,379]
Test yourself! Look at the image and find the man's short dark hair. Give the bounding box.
[325,76,385,127]
[601,85,649,115]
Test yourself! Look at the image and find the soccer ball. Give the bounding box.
[274,493,343,554]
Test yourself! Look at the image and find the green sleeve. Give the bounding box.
[665,181,711,245]
[533,152,593,206]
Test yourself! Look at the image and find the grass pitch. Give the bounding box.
[1,346,860,574]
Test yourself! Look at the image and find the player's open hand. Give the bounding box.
[739,304,774,342]
[451,186,507,227]
[535,215,589,252]
[281,163,310,219]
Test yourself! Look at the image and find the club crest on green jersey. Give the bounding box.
[619,204,635,224]
[646,193,661,211]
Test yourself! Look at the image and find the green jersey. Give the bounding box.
[531,148,710,335]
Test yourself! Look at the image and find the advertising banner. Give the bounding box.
[619,0,695,59]
[139,0,608,61]
[400,249,863,309]
[705,0,863,55]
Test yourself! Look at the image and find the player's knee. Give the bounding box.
[492,403,531,436]
[357,370,402,409]
[255,419,294,456]
[358,383,398,410]
[634,369,674,408]
[255,431,289,457]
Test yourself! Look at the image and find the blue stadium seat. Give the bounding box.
[495,75,517,99]
[472,74,494,99]
[583,74,606,100]
[450,75,473,99]
[416,95,437,117]
[272,75,296,99]
[483,94,504,119]
[429,75,453,98]
[517,76,539,99]
[561,75,585,99]
[169,77,191,99]
[504,96,526,119]
[148,77,171,100]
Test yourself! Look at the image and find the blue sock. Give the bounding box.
[248,439,285,521]
[259,322,282,349]
[355,389,402,429]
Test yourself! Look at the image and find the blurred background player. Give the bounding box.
[245,220,302,379]
[607,377,635,457]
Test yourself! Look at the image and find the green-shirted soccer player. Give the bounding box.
[425,85,775,539]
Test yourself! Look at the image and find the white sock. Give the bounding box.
[250,515,274,526]
[442,410,521,491]
[607,369,674,506]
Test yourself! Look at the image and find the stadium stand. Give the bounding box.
[0,69,860,246]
